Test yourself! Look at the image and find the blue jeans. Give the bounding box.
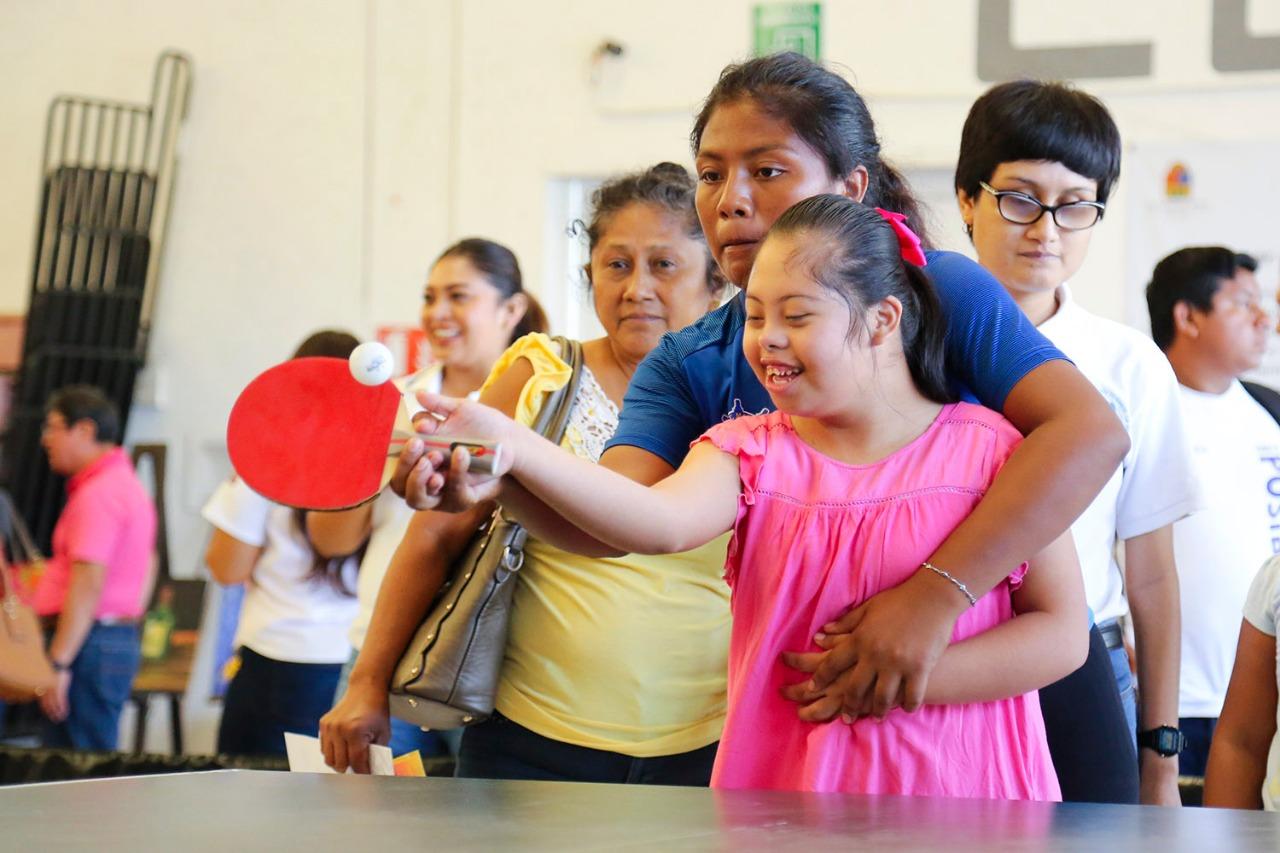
[456,711,718,785]
[42,623,141,751]
[1106,643,1138,742]
[334,648,456,758]
[1178,716,1217,777]
[217,646,343,756]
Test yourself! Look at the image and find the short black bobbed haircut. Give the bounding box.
[1145,247,1259,351]
[955,79,1122,205]
[45,384,120,444]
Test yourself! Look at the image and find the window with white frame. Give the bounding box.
[543,176,605,341]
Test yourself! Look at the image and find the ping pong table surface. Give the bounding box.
[3,769,1278,850]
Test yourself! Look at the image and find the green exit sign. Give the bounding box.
[753,3,822,61]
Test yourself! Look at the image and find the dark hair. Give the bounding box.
[580,162,727,297]
[1145,247,1255,351]
[955,80,1122,211]
[436,237,548,342]
[767,195,954,404]
[691,52,931,247]
[286,329,363,595]
[292,329,360,360]
[44,385,120,444]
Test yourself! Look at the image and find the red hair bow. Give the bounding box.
[875,208,927,267]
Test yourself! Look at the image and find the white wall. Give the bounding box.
[448,0,1280,327]
[3,0,1279,752]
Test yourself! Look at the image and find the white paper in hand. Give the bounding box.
[284,732,393,776]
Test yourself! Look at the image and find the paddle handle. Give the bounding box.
[394,389,501,474]
[418,438,503,475]
[388,434,503,475]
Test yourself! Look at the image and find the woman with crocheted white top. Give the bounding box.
[320,163,732,783]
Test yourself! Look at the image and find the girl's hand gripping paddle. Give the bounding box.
[226,347,502,510]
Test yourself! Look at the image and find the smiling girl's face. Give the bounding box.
[743,233,896,420]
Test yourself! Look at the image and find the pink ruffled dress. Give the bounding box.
[698,403,1060,800]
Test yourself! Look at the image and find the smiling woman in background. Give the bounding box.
[310,238,545,759]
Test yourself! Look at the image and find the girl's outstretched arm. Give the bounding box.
[1204,621,1278,809]
[490,477,627,558]
[414,356,634,558]
[415,392,740,555]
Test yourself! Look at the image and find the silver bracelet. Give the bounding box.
[921,561,977,607]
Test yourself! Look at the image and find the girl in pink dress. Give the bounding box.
[411,196,1088,800]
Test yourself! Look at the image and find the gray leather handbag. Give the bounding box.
[388,336,584,731]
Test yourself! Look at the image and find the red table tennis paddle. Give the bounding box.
[226,357,501,510]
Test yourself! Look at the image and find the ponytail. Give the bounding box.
[898,263,952,404]
[869,159,933,250]
[511,292,550,343]
[293,508,362,597]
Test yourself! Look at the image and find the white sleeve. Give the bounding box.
[1244,556,1280,637]
[387,365,443,437]
[1114,340,1202,540]
[201,477,272,548]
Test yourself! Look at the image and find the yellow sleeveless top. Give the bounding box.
[483,334,730,756]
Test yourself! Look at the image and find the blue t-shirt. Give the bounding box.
[606,249,1067,468]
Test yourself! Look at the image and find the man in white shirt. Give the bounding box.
[1146,247,1280,777]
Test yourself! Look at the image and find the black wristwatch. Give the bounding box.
[1137,726,1186,757]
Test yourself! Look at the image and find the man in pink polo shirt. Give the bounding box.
[34,385,156,750]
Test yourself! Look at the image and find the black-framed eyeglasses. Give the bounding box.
[979,181,1105,231]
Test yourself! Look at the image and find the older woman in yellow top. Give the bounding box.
[321,163,731,783]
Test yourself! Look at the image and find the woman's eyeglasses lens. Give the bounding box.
[989,188,1102,230]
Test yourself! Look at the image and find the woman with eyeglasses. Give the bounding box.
[955,80,1199,806]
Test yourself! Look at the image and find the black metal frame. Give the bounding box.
[3,51,192,550]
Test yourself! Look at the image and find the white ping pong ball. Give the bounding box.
[349,341,395,386]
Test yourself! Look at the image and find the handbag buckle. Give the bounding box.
[500,546,525,573]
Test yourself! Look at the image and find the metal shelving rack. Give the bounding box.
[4,51,192,550]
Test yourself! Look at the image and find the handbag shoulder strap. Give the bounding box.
[529,336,585,445]
[0,490,43,564]
[0,550,13,603]
[1243,381,1280,430]
[492,337,583,531]
[0,493,20,602]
